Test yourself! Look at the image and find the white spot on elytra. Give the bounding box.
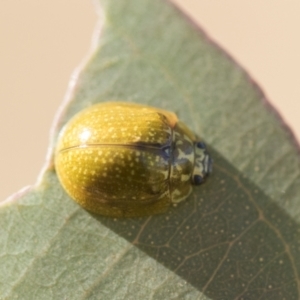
[79,129,91,143]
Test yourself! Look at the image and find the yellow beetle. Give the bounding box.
[55,102,212,218]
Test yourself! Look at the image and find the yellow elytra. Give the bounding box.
[55,102,212,218]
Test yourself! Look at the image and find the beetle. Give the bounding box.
[55,102,212,218]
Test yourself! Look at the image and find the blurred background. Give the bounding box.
[1,0,299,201]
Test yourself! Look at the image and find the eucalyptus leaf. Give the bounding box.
[1,0,299,299]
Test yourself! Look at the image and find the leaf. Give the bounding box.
[1,0,300,299]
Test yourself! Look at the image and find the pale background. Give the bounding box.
[1,0,299,201]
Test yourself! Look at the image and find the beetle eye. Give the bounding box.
[196,142,206,149]
[193,175,203,185]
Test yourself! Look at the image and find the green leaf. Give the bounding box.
[1,0,300,299]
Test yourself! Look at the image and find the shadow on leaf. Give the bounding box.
[94,147,300,300]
